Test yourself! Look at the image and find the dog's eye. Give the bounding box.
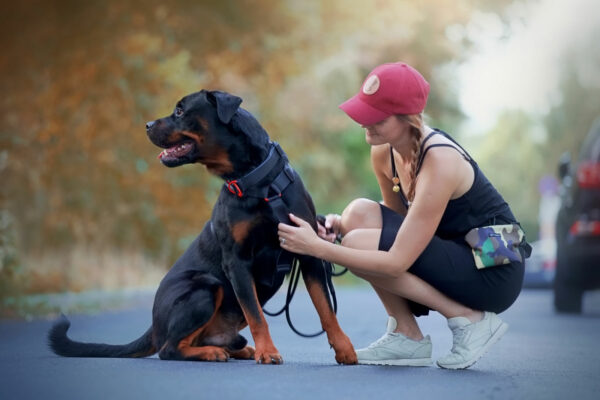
[174,107,184,117]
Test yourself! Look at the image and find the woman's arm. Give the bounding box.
[278,147,465,277]
[314,145,405,243]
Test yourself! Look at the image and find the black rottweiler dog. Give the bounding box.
[48,90,357,365]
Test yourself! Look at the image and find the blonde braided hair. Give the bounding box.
[397,114,425,203]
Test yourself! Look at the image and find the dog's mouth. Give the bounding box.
[158,141,195,162]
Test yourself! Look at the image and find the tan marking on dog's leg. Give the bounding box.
[230,345,255,360]
[304,278,357,365]
[177,287,224,352]
[179,345,229,361]
[237,282,282,364]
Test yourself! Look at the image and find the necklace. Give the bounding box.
[392,176,400,192]
[390,146,401,193]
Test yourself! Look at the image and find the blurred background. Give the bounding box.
[1,0,599,316]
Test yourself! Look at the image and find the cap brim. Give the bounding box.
[339,94,390,126]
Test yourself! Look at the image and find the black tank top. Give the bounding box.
[391,129,517,239]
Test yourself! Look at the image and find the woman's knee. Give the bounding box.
[340,198,382,234]
[340,228,380,250]
[340,229,361,248]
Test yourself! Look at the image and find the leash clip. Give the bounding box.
[226,180,243,197]
[264,193,282,202]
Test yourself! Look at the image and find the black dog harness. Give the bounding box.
[225,142,296,278]
[226,142,295,223]
[224,141,340,337]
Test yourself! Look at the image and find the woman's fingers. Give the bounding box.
[324,214,342,237]
[317,221,336,242]
[325,214,336,229]
[277,222,294,235]
[317,224,329,240]
[276,215,319,256]
[326,214,340,228]
[288,213,310,227]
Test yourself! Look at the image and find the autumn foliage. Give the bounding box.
[3,0,594,300]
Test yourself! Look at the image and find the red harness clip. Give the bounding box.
[226,180,243,197]
[264,193,282,202]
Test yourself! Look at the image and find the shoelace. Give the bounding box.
[451,327,468,351]
[368,333,396,348]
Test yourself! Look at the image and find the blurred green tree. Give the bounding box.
[471,110,545,238]
[0,0,518,296]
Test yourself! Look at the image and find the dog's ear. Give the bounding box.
[230,108,270,146]
[208,91,243,124]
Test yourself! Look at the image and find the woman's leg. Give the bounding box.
[342,228,482,323]
[363,280,427,340]
[338,200,429,339]
[339,223,424,340]
[339,198,383,235]
[340,199,482,322]
[340,199,507,369]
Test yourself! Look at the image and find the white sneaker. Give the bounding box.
[437,311,508,370]
[356,317,432,366]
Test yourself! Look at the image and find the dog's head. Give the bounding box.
[146,90,270,177]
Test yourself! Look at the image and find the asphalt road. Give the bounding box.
[1,287,599,400]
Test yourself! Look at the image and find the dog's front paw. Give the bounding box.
[255,346,283,365]
[331,335,357,365]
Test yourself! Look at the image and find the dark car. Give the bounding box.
[554,119,600,313]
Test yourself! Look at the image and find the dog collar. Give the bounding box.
[225,141,295,201]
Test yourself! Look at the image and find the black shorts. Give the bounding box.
[378,204,524,317]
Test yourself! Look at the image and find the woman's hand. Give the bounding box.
[278,214,324,256]
[317,214,342,243]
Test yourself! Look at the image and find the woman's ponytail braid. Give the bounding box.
[399,114,424,203]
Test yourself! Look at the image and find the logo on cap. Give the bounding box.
[362,75,380,95]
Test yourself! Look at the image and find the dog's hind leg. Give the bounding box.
[226,333,255,360]
[158,286,230,362]
[299,256,357,365]
[229,345,255,360]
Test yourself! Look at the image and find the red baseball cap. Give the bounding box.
[339,62,430,126]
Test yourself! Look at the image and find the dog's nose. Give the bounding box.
[146,121,156,131]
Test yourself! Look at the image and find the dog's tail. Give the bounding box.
[47,315,156,358]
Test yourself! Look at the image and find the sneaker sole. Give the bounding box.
[358,358,432,367]
[436,321,509,370]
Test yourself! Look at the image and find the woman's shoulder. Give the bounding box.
[420,130,470,165]
[370,144,390,165]
[370,144,393,179]
[370,143,388,157]
[418,130,475,199]
[426,129,471,154]
[424,129,455,147]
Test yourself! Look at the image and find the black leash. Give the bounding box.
[263,258,346,338]
[224,142,347,338]
[263,215,348,338]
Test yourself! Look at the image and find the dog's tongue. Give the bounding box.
[158,143,193,160]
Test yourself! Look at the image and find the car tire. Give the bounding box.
[553,243,583,313]
[554,278,583,313]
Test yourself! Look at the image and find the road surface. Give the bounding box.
[1,287,599,400]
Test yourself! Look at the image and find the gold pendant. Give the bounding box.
[392,176,400,192]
